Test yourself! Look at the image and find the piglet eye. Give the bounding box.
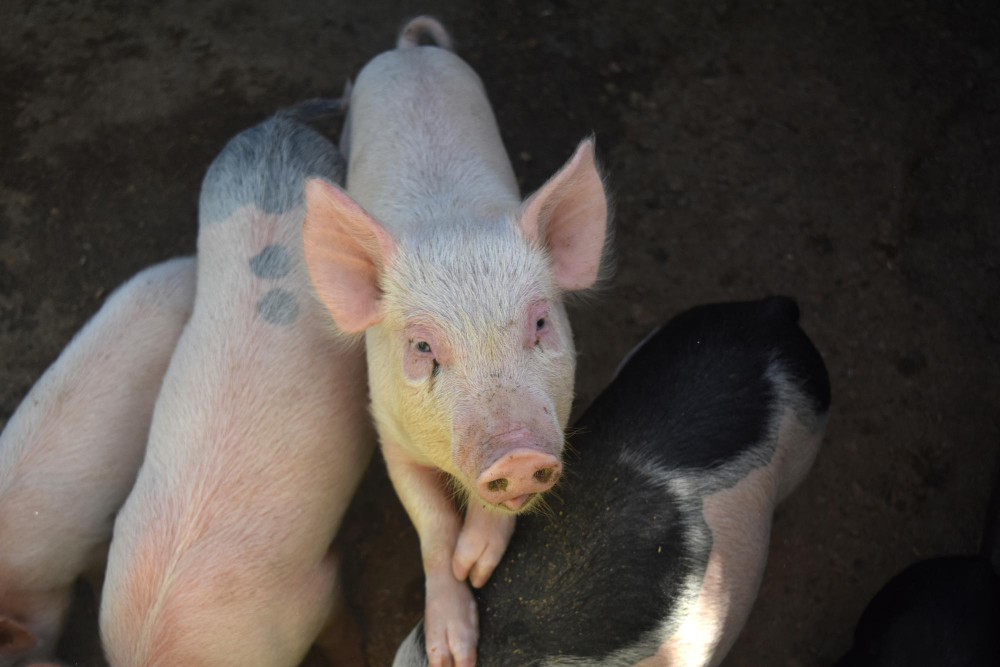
[415,340,432,354]
[536,318,546,331]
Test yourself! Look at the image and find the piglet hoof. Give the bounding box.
[453,505,516,588]
[425,574,478,667]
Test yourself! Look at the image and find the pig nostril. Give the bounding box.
[487,478,509,493]
[534,468,554,484]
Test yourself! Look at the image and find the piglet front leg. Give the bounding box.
[383,446,478,667]
[424,566,478,667]
[453,503,516,589]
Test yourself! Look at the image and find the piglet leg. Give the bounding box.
[383,446,478,667]
[453,503,515,589]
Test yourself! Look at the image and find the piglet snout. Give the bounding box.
[475,448,561,510]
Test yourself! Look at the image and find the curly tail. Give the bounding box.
[397,15,453,51]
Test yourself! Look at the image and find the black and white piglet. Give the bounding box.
[394,296,831,667]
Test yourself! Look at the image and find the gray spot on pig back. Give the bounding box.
[249,245,291,279]
[256,288,299,325]
[198,107,345,226]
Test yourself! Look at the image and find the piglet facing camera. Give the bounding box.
[303,16,611,666]
[394,297,831,667]
[98,103,376,667]
[0,257,196,667]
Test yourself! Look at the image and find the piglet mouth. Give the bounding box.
[502,493,535,511]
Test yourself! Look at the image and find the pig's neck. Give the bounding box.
[347,134,521,235]
[345,47,522,234]
[362,171,519,236]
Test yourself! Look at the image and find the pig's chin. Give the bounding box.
[492,492,542,514]
[464,484,544,514]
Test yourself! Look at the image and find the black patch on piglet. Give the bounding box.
[473,454,690,664]
[589,295,829,473]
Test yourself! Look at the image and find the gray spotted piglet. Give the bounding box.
[0,257,196,667]
[303,17,611,667]
[394,297,830,666]
[99,103,375,667]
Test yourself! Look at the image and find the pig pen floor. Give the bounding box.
[2,1,999,665]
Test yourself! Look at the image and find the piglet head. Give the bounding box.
[304,139,609,513]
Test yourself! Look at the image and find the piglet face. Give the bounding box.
[303,139,609,512]
[449,300,572,512]
[370,227,576,513]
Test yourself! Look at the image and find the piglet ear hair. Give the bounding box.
[518,138,609,291]
[303,179,397,333]
[0,616,37,654]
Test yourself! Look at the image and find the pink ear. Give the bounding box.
[0,616,37,654]
[519,139,609,290]
[303,179,397,333]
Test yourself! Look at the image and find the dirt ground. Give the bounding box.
[2,1,999,665]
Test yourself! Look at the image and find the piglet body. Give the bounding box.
[99,105,374,667]
[0,258,196,666]
[395,297,831,666]
[304,18,611,666]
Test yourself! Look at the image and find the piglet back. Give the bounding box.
[581,295,830,474]
[198,100,346,229]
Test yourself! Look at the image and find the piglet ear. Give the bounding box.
[518,138,609,291]
[0,616,37,654]
[303,179,397,333]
